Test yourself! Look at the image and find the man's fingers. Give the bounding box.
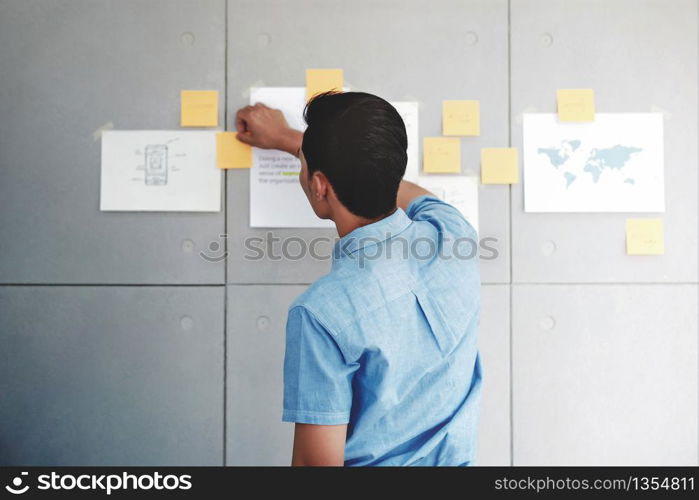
[235,131,254,145]
[235,117,247,133]
[235,107,253,133]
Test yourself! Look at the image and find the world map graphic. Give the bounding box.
[537,140,643,188]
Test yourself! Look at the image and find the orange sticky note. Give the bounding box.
[423,137,461,174]
[557,89,595,122]
[626,218,664,255]
[443,100,480,136]
[481,148,518,184]
[216,132,251,169]
[181,90,219,127]
[306,69,343,101]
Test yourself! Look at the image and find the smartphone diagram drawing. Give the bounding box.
[144,144,168,185]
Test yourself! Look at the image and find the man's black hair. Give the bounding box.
[301,91,407,219]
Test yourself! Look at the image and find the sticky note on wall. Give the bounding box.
[557,89,595,122]
[443,100,480,136]
[481,147,518,184]
[306,69,343,101]
[626,218,664,255]
[423,137,461,174]
[216,132,252,169]
[181,90,219,127]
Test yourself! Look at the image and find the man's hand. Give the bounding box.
[235,102,303,157]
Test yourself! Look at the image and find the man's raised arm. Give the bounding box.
[234,102,436,209]
[397,180,434,211]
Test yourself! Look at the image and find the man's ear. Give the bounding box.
[310,171,330,202]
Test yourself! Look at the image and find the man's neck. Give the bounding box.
[334,207,398,238]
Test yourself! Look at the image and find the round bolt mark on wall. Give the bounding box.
[541,240,557,256]
[257,33,271,48]
[540,32,553,47]
[181,239,195,253]
[465,31,479,46]
[181,32,195,46]
[180,315,194,331]
[539,316,556,331]
[257,316,270,331]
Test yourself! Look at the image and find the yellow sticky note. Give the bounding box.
[481,148,518,184]
[216,132,251,169]
[443,100,480,136]
[423,137,461,174]
[306,69,343,101]
[626,218,664,255]
[557,89,595,122]
[181,90,219,127]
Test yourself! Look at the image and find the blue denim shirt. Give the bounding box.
[282,195,482,466]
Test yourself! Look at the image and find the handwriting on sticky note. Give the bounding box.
[423,137,461,174]
[306,69,343,101]
[216,132,251,169]
[443,100,480,136]
[480,147,518,184]
[557,89,595,122]
[626,218,664,255]
[181,90,219,127]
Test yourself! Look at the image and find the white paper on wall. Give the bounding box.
[249,87,330,228]
[523,113,665,212]
[416,175,479,234]
[100,130,221,212]
[249,87,420,228]
[391,101,419,182]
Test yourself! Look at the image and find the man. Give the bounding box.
[235,91,482,466]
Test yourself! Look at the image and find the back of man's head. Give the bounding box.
[302,91,408,219]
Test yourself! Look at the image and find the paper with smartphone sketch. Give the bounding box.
[100,130,221,212]
[249,87,420,228]
[417,175,479,234]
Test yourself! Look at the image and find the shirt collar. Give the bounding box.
[332,207,412,262]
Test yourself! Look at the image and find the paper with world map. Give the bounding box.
[523,113,664,212]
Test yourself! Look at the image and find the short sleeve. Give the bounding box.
[406,194,477,239]
[282,305,357,425]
